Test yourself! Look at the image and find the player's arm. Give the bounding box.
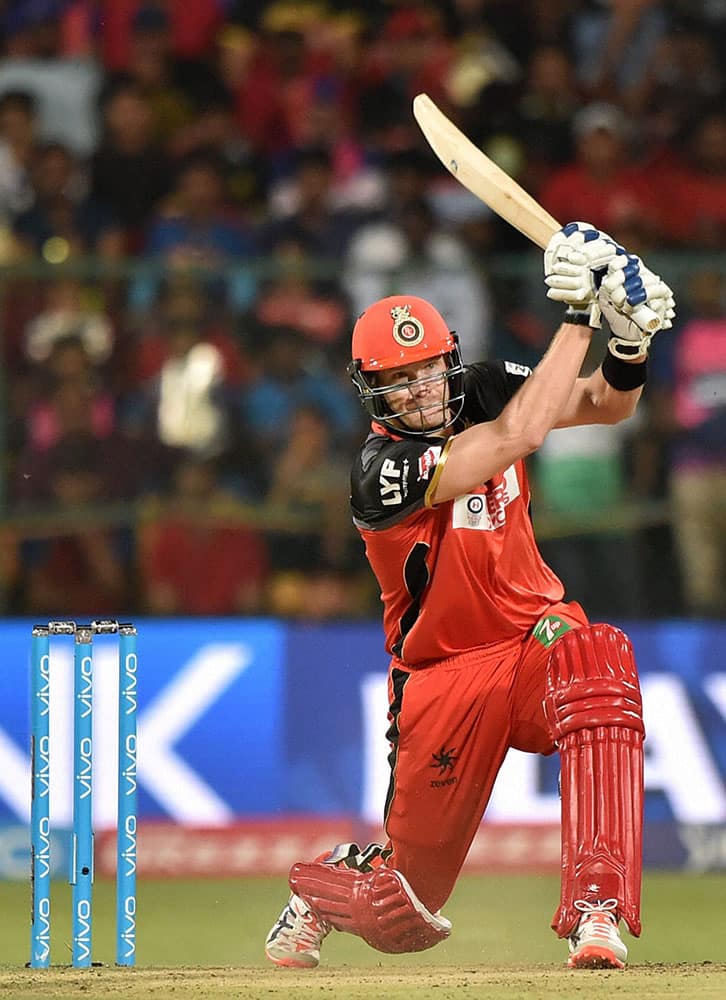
[430,320,593,504]
[555,361,645,428]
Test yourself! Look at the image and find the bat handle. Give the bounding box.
[628,302,662,333]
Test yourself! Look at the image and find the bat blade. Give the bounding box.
[413,93,661,332]
[413,93,560,250]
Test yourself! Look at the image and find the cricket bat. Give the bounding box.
[413,93,559,249]
[412,93,661,331]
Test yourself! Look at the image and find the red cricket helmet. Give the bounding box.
[348,295,465,435]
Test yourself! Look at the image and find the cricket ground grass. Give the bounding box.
[2,872,725,999]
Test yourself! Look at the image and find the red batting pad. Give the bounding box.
[544,625,644,937]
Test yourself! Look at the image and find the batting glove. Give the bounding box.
[544,221,624,327]
[599,261,676,359]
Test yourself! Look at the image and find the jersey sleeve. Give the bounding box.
[460,360,532,423]
[350,434,447,530]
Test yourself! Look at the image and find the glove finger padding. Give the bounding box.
[544,222,622,311]
[545,243,623,305]
[602,257,676,326]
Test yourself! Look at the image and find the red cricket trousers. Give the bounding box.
[382,600,588,913]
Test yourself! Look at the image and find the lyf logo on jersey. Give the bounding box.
[417,446,441,482]
[379,458,405,506]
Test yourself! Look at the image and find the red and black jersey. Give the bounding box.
[350,361,564,665]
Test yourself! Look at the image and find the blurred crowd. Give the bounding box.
[0,0,725,621]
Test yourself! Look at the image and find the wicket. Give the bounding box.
[29,619,138,969]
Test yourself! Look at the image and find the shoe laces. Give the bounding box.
[572,898,620,944]
[574,898,619,918]
[285,899,329,949]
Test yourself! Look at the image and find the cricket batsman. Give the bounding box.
[264,222,675,969]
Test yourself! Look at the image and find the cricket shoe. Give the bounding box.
[265,893,330,968]
[567,899,628,969]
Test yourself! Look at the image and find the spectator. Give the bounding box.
[22,279,115,369]
[23,335,117,456]
[267,563,367,620]
[132,278,247,385]
[216,23,292,159]
[138,454,269,615]
[571,0,669,105]
[265,402,353,571]
[651,269,726,616]
[139,151,257,310]
[13,366,138,504]
[91,80,171,251]
[0,90,38,224]
[539,102,662,245]
[109,4,233,159]
[345,195,492,361]
[240,325,361,461]
[510,44,580,195]
[356,5,451,151]
[633,21,725,142]
[16,435,134,616]
[125,315,234,461]
[657,112,726,249]
[12,141,124,261]
[250,242,350,358]
[0,10,102,156]
[102,0,228,69]
[262,147,369,261]
[269,82,386,215]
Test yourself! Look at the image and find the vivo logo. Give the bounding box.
[121,815,137,877]
[78,656,92,717]
[37,655,50,715]
[35,815,51,878]
[33,895,51,962]
[77,737,92,799]
[35,735,50,800]
[74,898,92,960]
[122,654,138,715]
[121,734,137,796]
[120,894,136,956]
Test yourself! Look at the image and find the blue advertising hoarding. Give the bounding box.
[0,618,724,829]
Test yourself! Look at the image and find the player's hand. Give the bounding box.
[599,260,676,359]
[544,222,624,327]
[600,256,675,328]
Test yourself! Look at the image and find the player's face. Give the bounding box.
[376,356,450,434]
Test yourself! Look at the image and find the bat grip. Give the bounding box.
[627,303,662,333]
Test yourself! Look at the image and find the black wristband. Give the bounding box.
[563,308,594,327]
[601,350,647,390]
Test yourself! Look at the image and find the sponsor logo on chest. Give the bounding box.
[452,464,520,531]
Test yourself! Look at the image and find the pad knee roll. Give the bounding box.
[289,861,452,954]
[544,624,644,938]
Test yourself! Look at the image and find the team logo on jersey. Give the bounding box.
[391,304,425,347]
